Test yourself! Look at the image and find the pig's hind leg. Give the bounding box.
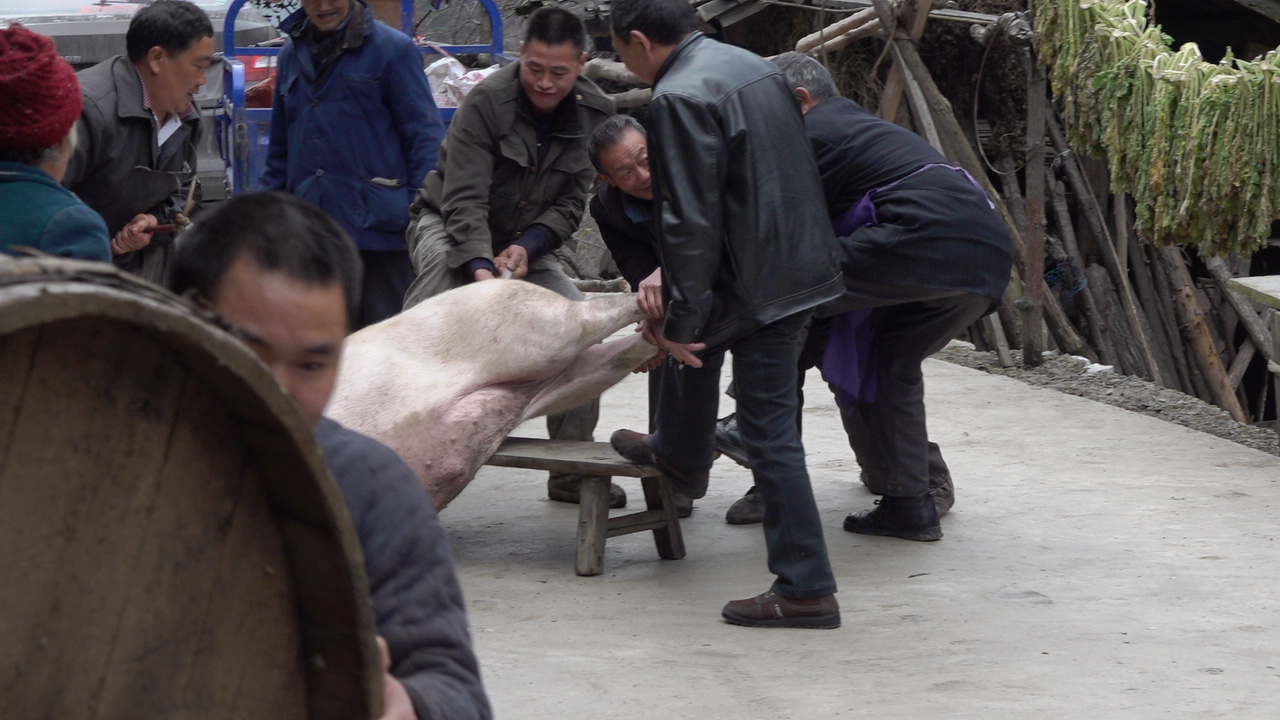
[524,332,657,421]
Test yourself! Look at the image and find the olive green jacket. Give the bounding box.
[409,61,613,268]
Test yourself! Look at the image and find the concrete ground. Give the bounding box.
[443,352,1280,719]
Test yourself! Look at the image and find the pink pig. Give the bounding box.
[327,280,655,508]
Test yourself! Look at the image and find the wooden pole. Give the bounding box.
[796,8,881,54]
[1122,198,1185,392]
[1146,243,1204,398]
[1159,246,1249,422]
[1046,110,1164,384]
[1204,257,1274,365]
[1021,49,1047,366]
[873,0,930,123]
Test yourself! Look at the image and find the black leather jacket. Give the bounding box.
[647,33,841,351]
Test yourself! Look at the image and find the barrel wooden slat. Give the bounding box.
[0,259,380,720]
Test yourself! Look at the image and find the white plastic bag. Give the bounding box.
[425,56,466,108]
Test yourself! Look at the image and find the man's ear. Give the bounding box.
[598,172,618,188]
[629,29,652,54]
[146,46,166,75]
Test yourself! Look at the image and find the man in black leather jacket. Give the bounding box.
[607,0,843,629]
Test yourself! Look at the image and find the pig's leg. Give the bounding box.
[523,332,657,420]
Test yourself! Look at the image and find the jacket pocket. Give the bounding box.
[337,72,383,120]
[360,179,413,235]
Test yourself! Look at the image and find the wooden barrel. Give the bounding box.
[0,258,381,719]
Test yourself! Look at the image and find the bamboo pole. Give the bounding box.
[796,8,880,54]
[1046,110,1163,384]
[1158,246,1249,422]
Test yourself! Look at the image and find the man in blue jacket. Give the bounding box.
[264,0,443,328]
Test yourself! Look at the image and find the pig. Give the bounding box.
[326,279,656,508]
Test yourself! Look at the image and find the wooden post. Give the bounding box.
[1159,247,1250,423]
[873,0,932,124]
[1021,50,1047,366]
[1123,198,1185,392]
[1204,257,1274,365]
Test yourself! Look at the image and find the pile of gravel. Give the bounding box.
[935,342,1280,457]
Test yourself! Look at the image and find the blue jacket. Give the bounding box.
[264,2,443,252]
[0,161,111,262]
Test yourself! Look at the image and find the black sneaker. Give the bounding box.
[843,493,942,541]
[714,413,752,469]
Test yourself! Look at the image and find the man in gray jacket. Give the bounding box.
[63,0,212,283]
[405,6,618,508]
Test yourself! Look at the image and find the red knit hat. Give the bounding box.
[0,24,83,152]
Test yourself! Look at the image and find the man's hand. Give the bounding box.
[473,267,497,282]
[110,213,159,255]
[631,347,665,374]
[639,317,706,368]
[494,244,530,279]
[377,637,417,720]
[637,268,664,319]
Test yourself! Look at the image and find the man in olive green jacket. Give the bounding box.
[404,7,618,507]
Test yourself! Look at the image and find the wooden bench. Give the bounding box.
[1227,276,1280,441]
[485,437,686,576]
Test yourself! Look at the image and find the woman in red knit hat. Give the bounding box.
[0,24,110,261]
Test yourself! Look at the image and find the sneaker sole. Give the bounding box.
[721,609,841,629]
[842,518,942,542]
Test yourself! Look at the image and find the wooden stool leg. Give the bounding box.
[575,476,611,576]
[642,475,686,560]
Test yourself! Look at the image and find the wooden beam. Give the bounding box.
[1022,49,1047,367]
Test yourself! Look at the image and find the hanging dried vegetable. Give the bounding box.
[1033,0,1280,256]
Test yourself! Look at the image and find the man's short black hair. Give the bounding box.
[169,191,363,326]
[771,52,840,103]
[610,0,697,47]
[126,0,214,63]
[524,6,586,53]
[588,114,645,175]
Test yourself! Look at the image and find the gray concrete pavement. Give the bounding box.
[442,353,1280,719]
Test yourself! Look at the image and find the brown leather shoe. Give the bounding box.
[547,473,626,508]
[609,429,710,499]
[721,591,840,629]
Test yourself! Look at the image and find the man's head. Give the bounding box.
[771,52,839,114]
[609,0,697,84]
[169,192,362,427]
[0,25,83,181]
[126,0,214,118]
[301,0,353,36]
[589,115,652,201]
[519,7,588,117]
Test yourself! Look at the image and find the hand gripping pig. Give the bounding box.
[327,280,656,508]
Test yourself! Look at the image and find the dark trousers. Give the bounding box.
[357,249,416,330]
[652,312,836,600]
[834,282,991,498]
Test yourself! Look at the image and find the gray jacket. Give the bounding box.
[63,56,201,277]
[317,418,491,720]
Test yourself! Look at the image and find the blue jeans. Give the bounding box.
[651,312,836,600]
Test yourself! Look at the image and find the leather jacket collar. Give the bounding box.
[653,32,703,85]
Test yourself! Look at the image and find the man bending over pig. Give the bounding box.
[403,6,619,510]
[169,192,491,720]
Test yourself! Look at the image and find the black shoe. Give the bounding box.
[725,486,764,525]
[843,493,942,541]
[714,413,752,469]
[860,470,954,517]
[610,429,711,499]
[547,473,627,508]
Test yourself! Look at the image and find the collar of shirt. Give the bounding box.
[132,65,196,148]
